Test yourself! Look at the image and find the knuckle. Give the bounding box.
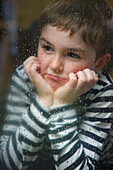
[88,77,94,82]
[83,68,90,72]
[80,78,87,84]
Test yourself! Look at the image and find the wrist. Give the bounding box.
[53,95,78,106]
[40,95,53,108]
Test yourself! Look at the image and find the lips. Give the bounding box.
[46,74,66,81]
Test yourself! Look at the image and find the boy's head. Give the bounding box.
[38,0,113,59]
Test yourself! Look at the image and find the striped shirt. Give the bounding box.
[0,65,113,170]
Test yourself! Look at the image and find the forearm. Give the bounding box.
[0,98,50,170]
[0,65,51,169]
[47,103,112,170]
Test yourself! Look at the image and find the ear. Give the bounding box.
[94,53,111,72]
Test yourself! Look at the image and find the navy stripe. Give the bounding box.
[17,64,23,71]
[7,99,28,107]
[11,79,28,95]
[50,104,75,115]
[19,134,42,147]
[56,115,77,121]
[87,107,113,113]
[14,68,29,82]
[89,89,100,95]
[84,116,113,123]
[97,80,107,86]
[33,100,50,119]
[4,110,22,117]
[65,151,85,170]
[2,130,16,136]
[92,96,113,103]
[87,155,97,165]
[57,140,81,165]
[27,108,48,129]
[80,130,105,143]
[48,122,77,134]
[51,134,79,155]
[22,119,44,138]
[103,72,113,84]
[100,85,113,92]
[4,120,20,126]
[86,159,94,170]
[23,149,38,156]
[91,126,110,133]
[7,139,19,170]
[50,130,75,144]
[81,141,101,155]
[1,151,10,170]
[15,68,30,83]
[90,85,113,95]
[12,132,23,162]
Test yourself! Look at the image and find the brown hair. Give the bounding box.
[38,0,113,59]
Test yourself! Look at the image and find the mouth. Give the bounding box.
[46,74,66,81]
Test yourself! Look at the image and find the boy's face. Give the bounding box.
[38,25,97,90]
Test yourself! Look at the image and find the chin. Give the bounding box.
[49,83,61,91]
[44,76,67,90]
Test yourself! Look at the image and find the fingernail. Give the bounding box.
[69,73,76,80]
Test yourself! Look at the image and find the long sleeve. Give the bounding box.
[0,65,50,170]
[48,72,113,170]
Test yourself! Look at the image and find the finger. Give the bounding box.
[91,70,98,82]
[83,68,98,84]
[24,59,41,76]
[23,56,39,66]
[75,71,87,87]
[59,73,77,93]
[68,73,78,86]
[69,73,77,81]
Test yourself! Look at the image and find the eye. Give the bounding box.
[67,52,80,59]
[42,45,53,52]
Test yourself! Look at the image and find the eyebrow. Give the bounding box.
[40,38,53,46]
[40,37,86,54]
[67,48,86,54]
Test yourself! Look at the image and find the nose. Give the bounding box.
[50,54,64,73]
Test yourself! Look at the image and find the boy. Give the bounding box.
[0,0,113,169]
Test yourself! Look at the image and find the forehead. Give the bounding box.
[40,25,96,56]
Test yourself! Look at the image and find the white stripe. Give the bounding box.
[1,141,13,170]
[12,74,29,91]
[7,104,27,114]
[79,134,103,150]
[49,126,77,140]
[50,117,77,128]
[23,111,46,135]
[21,140,43,152]
[3,125,18,131]
[30,103,49,125]
[88,101,113,109]
[83,120,111,130]
[80,123,107,138]
[21,126,45,143]
[5,115,22,121]
[59,139,79,157]
[9,136,22,169]
[51,131,78,150]
[85,111,113,118]
[50,109,77,121]
[58,144,83,169]
[84,148,99,161]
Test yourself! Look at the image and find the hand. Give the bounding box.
[23,56,54,107]
[54,68,98,106]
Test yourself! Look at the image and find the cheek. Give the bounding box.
[38,52,49,72]
[65,61,95,75]
[65,63,82,75]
